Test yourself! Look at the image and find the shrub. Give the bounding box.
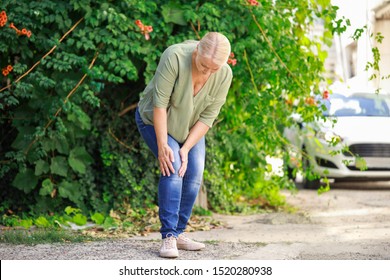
[1,0,340,216]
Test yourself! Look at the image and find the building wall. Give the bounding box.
[375,18,390,91]
[329,0,390,93]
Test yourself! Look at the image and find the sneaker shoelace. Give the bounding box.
[164,236,176,249]
[179,233,191,242]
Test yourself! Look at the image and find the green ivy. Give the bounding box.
[1,0,345,218]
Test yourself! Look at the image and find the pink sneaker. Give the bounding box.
[177,233,205,251]
[159,235,179,258]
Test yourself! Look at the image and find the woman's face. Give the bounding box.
[194,51,221,75]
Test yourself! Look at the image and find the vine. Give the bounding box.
[0,0,369,221]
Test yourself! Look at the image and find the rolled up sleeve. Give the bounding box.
[153,48,179,108]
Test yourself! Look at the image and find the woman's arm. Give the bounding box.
[178,121,209,177]
[154,107,175,176]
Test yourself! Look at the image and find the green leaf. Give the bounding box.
[19,219,34,229]
[266,163,273,172]
[161,3,187,26]
[72,213,87,226]
[35,159,50,176]
[11,127,35,150]
[68,147,93,174]
[50,156,68,177]
[67,105,91,131]
[317,0,331,7]
[35,216,50,228]
[103,216,118,229]
[40,179,54,196]
[59,181,83,204]
[55,136,70,155]
[65,206,81,215]
[12,169,38,193]
[42,138,55,152]
[355,157,367,171]
[91,212,105,225]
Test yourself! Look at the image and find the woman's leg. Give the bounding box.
[158,136,183,238]
[135,108,183,238]
[176,137,205,235]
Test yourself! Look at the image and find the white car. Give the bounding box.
[284,92,390,188]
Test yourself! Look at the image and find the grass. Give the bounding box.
[0,228,100,245]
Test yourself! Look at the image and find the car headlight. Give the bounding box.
[316,130,343,144]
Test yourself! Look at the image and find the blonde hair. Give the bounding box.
[197,32,231,66]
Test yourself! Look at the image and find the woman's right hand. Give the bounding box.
[158,143,175,176]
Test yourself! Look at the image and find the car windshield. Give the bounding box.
[322,94,390,117]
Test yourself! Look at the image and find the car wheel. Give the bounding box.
[303,177,320,189]
[282,148,298,182]
[286,166,296,181]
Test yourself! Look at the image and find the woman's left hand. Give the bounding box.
[178,147,189,177]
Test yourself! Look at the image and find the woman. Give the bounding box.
[135,32,232,258]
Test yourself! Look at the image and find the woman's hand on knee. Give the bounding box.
[178,147,189,177]
[158,144,175,176]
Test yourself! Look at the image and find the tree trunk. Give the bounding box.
[194,180,208,209]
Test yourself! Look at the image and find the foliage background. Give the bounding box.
[0,0,341,221]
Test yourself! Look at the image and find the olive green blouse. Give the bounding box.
[138,42,233,143]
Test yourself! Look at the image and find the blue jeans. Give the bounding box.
[135,108,205,239]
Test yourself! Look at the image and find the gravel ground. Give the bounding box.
[0,239,264,260]
[1,185,390,260]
